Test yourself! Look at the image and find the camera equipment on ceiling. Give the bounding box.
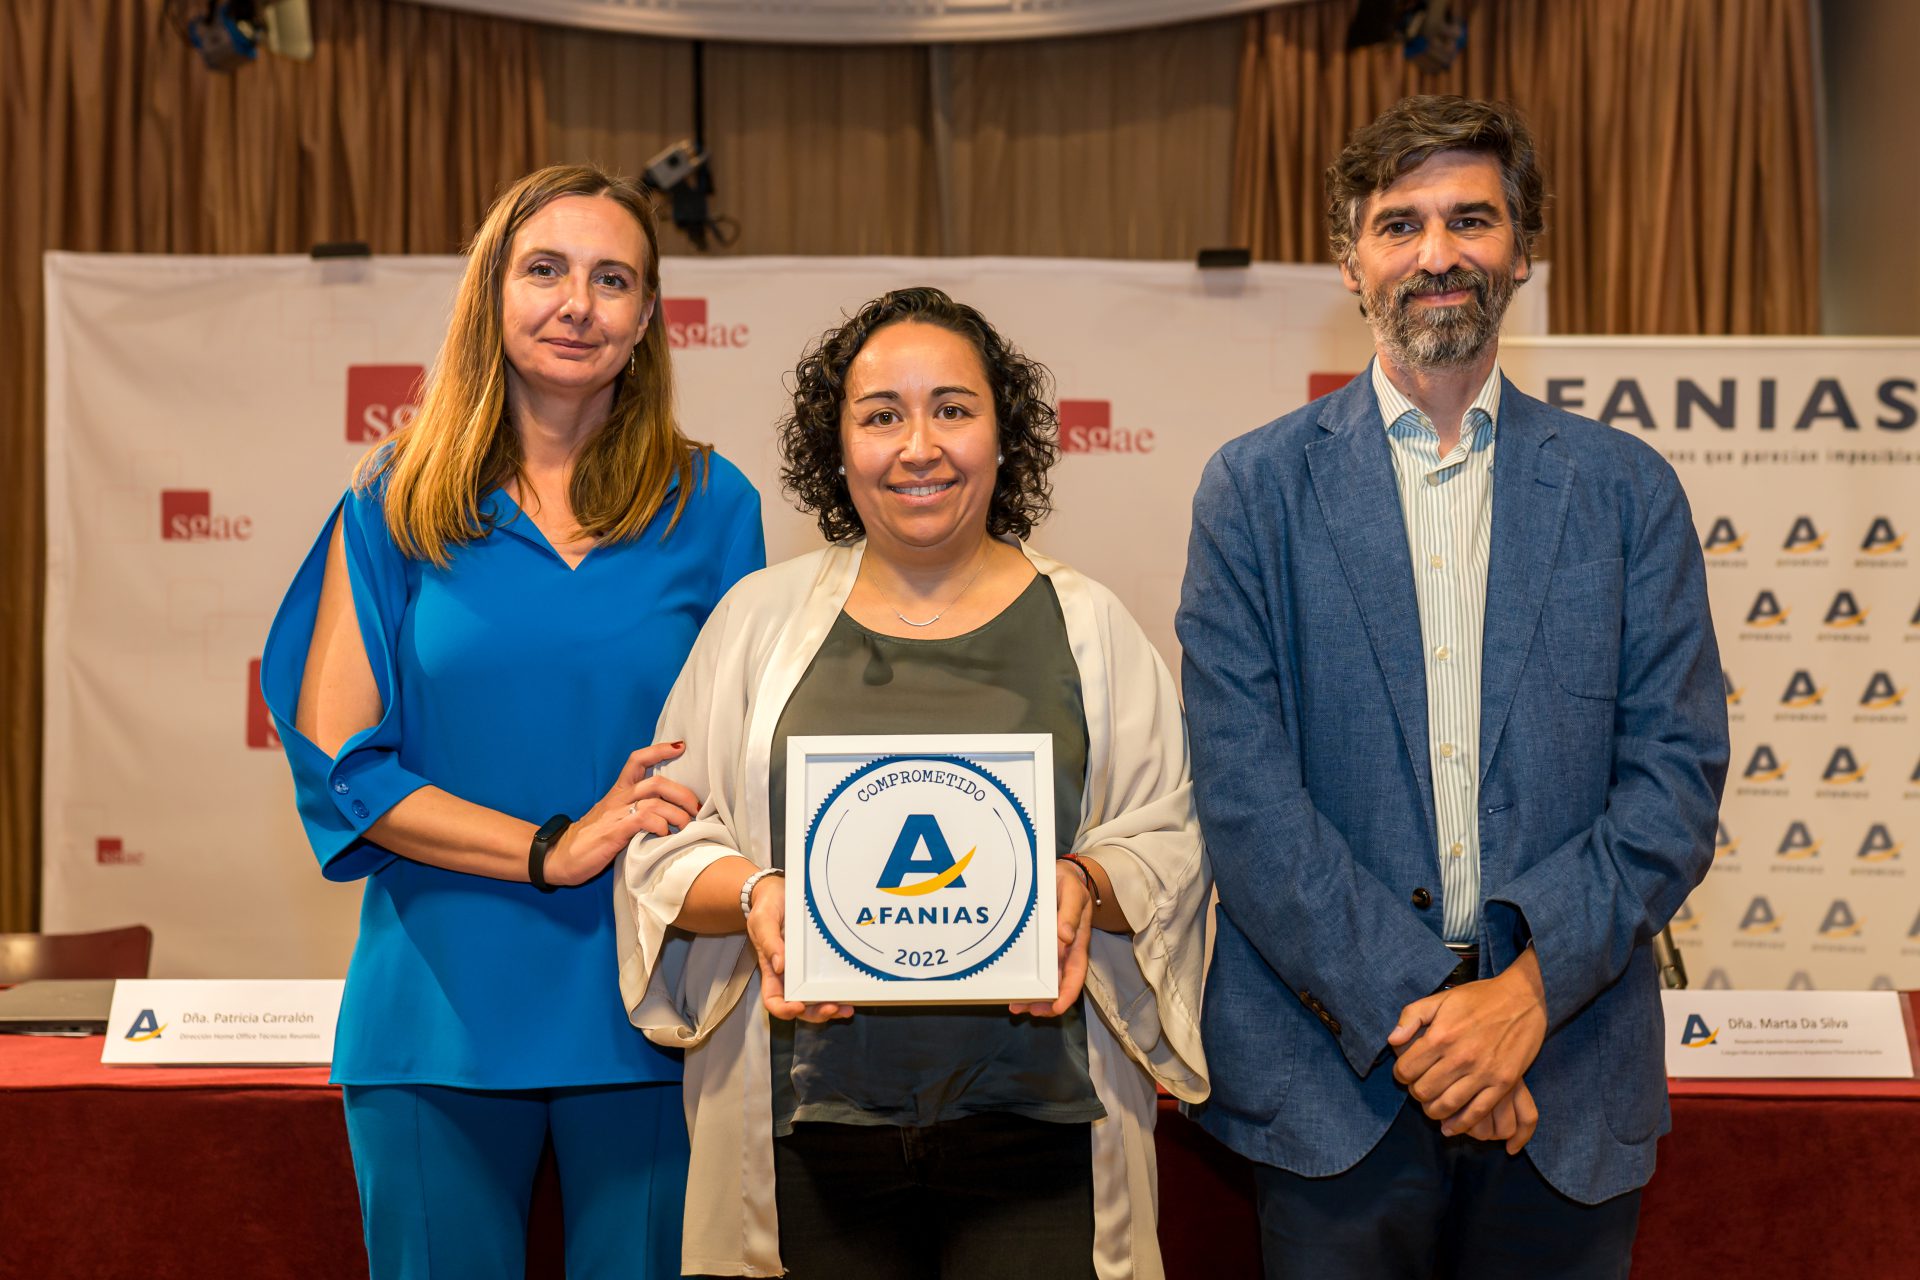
[1346,0,1468,74]
[163,1,313,72]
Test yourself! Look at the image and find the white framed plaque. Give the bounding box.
[784,734,1057,1004]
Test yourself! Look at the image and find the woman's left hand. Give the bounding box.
[1010,859,1093,1018]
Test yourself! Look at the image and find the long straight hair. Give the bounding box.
[355,164,706,567]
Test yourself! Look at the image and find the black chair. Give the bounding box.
[0,925,154,983]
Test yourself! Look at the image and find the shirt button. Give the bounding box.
[1435,645,1452,661]
[1429,554,1444,570]
[1411,887,1433,910]
[1425,473,1442,487]
[1439,743,1455,759]
[351,800,370,820]
[332,779,350,794]
[1450,841,1465,858]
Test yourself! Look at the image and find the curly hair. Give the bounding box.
[779,287,1059,543]
[1326,95,1547,270]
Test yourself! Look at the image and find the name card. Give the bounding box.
[1663,989,1915,1079]
[101,980,343,1066]
[785,734,1057,1005]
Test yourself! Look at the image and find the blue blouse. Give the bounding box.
[261,454,764,1089]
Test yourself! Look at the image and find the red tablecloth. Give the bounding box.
[4,1011,1918,1279]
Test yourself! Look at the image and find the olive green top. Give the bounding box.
[767,573,1102,1134]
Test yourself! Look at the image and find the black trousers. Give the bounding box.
[774,1114,1096,1280]
[1253,1101,1642,1280]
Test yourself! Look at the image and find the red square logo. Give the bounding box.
[95,837,141,865]
[662,298,708,328]
[346,364,425,443]
[1308,372,1359,401]
[161,490,211,540]
[1058,399,1112,453]
[247,658,281,750]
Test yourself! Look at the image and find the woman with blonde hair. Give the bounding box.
[261,164,763,1279]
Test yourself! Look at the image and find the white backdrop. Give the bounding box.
[46,257,1919,989]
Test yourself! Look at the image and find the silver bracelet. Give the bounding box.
[740,867,785,919]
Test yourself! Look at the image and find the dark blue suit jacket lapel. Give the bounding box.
[1305,376,1435,840]
[1480,376,1574,782]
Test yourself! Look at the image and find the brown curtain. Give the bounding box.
[944,17,1241,258]
[539,20,1241,260]
[1230,0,1821,334]
[0,0,546,932]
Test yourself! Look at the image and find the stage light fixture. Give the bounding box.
[165,1,313,73]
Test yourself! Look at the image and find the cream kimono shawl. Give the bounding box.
[615,541,1210,1278]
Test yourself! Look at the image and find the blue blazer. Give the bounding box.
[1177,371,1729,1204]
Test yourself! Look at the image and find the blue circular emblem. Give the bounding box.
[802,754,1038,983]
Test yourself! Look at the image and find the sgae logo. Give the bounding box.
[1787,970,1816,990]
[345,364,424,443]
[125,1009,165,1041]
[804,755,1036,982]
[1723,671,1742,705]
[1714,822,1737,857]
[1670,901,1698,932]
[95,837,143,866]
[662,298,748,349]
[1861,517,1905,556]
[1858,825,1902,863]
[1776,822,1819,860]
[1743,744,1787,783]
[1679,1013,1719,1047]
[1824,590,1868,629]
[1818,899,1863,938]
[1821,746,1866,785]
[1746,591,1789,628]
[1738,896,1780,934]
[1779,670,1824,707]
[1307,371,1360,401]
[161,490,251,541]
[1782,516,1825,553]
[247,658,281,750]
[1702,517,1745,555]
[1860,672,1906,709]
[1059,399,1155,454]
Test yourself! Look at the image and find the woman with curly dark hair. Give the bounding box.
[613,287,1210,1279]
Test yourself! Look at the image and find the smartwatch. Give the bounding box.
[528,814,573,894]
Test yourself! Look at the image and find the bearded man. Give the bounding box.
[1177,96,1728,1279]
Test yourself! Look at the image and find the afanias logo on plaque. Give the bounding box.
[803,755,1037,983]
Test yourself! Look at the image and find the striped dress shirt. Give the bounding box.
[1371,358,1503,945]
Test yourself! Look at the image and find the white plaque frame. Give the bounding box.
[784,734,1057,1004]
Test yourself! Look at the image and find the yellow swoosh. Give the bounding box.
[878,848,975,896]
[128,1025,167,1042]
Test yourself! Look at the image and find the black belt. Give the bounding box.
[1439,945,1480,991]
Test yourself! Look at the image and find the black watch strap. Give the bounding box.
[528,814,572,894]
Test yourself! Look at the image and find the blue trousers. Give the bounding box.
[341,1082,688,1280]
[1253,1100,1641,1280]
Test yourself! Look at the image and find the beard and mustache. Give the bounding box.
[1357,262,1520,371]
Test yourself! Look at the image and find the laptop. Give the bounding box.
[0,979,117,1035]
